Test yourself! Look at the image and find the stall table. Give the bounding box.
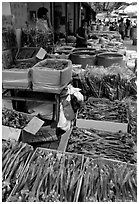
[2,86,66,125]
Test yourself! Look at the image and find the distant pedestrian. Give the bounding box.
[119,18,125,40]
[125,18,131,37]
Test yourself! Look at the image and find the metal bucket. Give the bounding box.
[96,52,123,67]
[70,50,96,69]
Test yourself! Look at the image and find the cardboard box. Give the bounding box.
[77,97,129,133]
[2,109,44,141]
[2,125,21,141]
[2,69,30,89]
[31,59,72,90]
[21,125,58,144]
[65,120,135,165]
[76,119,128,133]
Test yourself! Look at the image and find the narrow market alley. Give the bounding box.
[2,1,137,202]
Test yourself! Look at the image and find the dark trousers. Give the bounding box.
[119,31,125,40]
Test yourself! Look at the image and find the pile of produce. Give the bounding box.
[7,148,84,202]
[23,126,58,144]
[94,32,121,42]
[38,61,68,70]
[47,53,69,59]
[32,30,54,53]
[2,108,31,129]
[123,97,137,143]
[6,147,137,202]
[74,64,136,100]
[78,66,107,98]
[78,157,137,202]
[2,140,34,201]
[78,98,128,123]
[66,127,136,164]
[101,41,125,52]
[9,61,37,70]
[20,28,54,52]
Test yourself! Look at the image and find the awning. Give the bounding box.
[124,4,137,17]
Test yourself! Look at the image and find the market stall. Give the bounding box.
[2,2,137,202]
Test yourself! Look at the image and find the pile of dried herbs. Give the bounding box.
[38,61,68,70]
[2,108,31,129]
[2,140,34,201]
[74,64,136,100]
[9,61,36,70]
[66,127,136,164]
[78,97,128,123]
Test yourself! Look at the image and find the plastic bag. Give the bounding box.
[73,91,84,102]
[57,103,71,131]
[62,95,75,121]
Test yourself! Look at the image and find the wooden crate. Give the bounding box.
[77,97,129,133]
[6,146,83,202]
[21,126,58,144]
[6,143,136,202]
[65,118,136,164]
